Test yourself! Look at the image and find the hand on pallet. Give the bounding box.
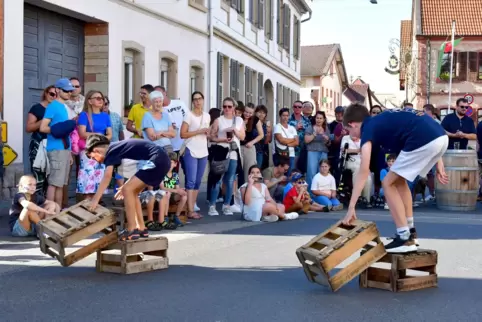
[342,207,357,225]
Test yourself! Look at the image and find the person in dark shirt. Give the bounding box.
[341,103,449,253]
[441,98,477,149]
[86,134,170,241]
[9,175,59,237]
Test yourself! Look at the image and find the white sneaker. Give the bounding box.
[283,212,299,220]
[208,206,219,216]
[216,197,224,203]
[261,215,279,222]
[230,204,242,213]
[384,203,389,210]
[425,194,435,201]
[222,205,234,215]
[194,203,200,212]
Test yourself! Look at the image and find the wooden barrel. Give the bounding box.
[436,149,479,211]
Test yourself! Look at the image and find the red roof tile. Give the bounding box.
[399,20,412,81]
[420,0,482,36]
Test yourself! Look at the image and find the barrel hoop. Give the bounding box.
[435,189,479,194]
[444,167,479,171]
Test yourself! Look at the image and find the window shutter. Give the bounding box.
[245,67,250,104]
[230,59,236,99]
[277,0,282,45]
[270,0,274,40]
[258,0,264,28]
[235,61,240,100]
[276,82,282,110]
[294,17,300,59]
[283,4,290,51]
[249,0,254,23]
[258,73,264,105]
[217,52,223,109]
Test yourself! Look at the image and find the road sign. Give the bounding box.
[464,94,474,105]
[466,105,474,117]
[2,144,17,167]
[0,121,6,143]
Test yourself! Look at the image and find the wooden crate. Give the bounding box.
[96,236,169,274]
[113,204,187,230]
[359,249,438,292]
[38,200,118,267]
[296,219,386,292]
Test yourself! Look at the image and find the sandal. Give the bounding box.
[146,221,163,231]
[118,229,140,241]
[161,221,177,230]
[187,212,202,220]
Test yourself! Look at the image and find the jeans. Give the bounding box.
[256,151,264,168]
[182,148,208,190]
[210,159,237,206]
[312,195,340,208]
[306,151,328,188]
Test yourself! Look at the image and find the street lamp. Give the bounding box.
[370,0,378,3]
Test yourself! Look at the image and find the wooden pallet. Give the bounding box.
[359,249,438,292]
[38,200,118,267]
[96,236,169,274]
[296,219,386,292]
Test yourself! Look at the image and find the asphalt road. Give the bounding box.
[1,207,482,322]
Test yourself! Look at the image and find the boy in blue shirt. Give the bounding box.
[341,103,449,253]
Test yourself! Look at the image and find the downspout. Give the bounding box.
[207,0,214,111]
[301,6,312,23]
[426,39,431,104]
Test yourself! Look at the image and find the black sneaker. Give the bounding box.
[385,235,417,253]
[410,227,419,246]
[118,229,140,241]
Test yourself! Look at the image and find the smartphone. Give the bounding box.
[254,177,264,183]
[226,131,233,139]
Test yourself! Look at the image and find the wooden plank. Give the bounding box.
[69,206,97,222]
[296,249,316,283]
[328,222,376,253]
[367,280,393,291]
[331,227,348,235]
[124,258,168,274]
[62,231,118,267]
[330,242,386,292]
[57,214,83,229]
[44,236,61,252]
[396,252,438,270]
[300,219,344,249]
[397,274,438,292]
[101,253,143,263]
[321,224,380,272]
[62,215,116,247]
[97,262,122,274]
[122,237,168,255]
[41,219,68,237]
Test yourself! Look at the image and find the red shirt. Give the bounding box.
[283,187,299,209]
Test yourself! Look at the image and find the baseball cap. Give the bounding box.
[335,106,345,114]
[291,173,304,183]
[55,78,75,91]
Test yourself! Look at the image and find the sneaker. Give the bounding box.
[410,227,419,246]
[216,197,224,203]
[331,204,344,211]
[384,203,389,210]
[385,235,417,253]
[261,215,279,222]
[194,203,200,212]
[208,206,219,216]
[283,212,299,220]
[230,204,242,213]
[222,205,234,215]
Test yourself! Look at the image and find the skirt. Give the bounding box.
[76,150,105,194]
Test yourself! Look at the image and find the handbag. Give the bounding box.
[275,124,290,158]
[179,112,205,157]
[210,117,237,175]
[76,112,94,152]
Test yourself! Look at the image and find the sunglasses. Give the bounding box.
[459,106,468,109]
[48,92,56,97]
[73,85,80,88]
[223,105,233,109]
[90,97,104,101]
[61,89,73,94]
[293,105,302,109]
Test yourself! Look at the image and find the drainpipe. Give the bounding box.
[426,39,431,104]
[207,0,214,111]
[301,0,312,23]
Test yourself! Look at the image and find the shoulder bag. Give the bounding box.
[275,124,290,158]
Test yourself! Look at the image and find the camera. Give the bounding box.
[254,176,263,183]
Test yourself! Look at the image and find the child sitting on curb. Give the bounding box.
[9,175,59,237]
[310,159,343,211]
[283,173,328,214]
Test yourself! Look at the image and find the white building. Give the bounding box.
[1,0,311,196]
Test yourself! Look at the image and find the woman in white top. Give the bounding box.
[340,133,372,202]
[208,97,246,216]
[274,108,298,175]
[240,165,297,222]
[180,91,211,220]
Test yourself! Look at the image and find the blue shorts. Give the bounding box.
[114,173,124,180]
[11,220,37,237]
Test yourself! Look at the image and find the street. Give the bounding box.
[1,206,482,322]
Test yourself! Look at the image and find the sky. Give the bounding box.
[301,0,412,96]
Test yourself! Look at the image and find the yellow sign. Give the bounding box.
[0,121,6,143]
[2,144,17,167]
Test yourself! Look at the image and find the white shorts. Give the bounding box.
[390,135,449,182]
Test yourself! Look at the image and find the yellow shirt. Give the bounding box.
[127,103,151,138]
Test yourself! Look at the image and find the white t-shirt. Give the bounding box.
[340,135,361,163]
[274,123,298,157]
[217,115,244,160]
[311,172,337,192]
[183,110,211,158]
[165,99,188,151]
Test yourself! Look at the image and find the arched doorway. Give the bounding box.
[264,79,275,124]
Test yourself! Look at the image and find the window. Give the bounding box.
[245,67,254,104]
[190,69,196,94]
[249,0,264,27]
[276,0,283,46]
[276,82,283,109]
[124,54,134,113]
[258,73,264,105]
[264,0,273,40]
[159,54,178,98]
[282,3,291,52]
[439,51,482,82]
[283,86,290,108]
[293,16,300,59]
[160,59,169,92]
[230,59,240,100]
[230,0,244,15]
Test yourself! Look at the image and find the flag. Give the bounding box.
[437,38,463,79]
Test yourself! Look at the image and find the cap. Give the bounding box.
[55,78,75,91]
[335,106,345,114]
[291,173,304,182]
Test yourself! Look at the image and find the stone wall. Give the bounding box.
[0,163,24,199]
[84,23,109,95]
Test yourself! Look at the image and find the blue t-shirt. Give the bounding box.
[360,108,446,153]
[141,112,172,147]
[441,112,476,150]
[78,111,112,135]
[43,100,70,152]
[477,121,482,159]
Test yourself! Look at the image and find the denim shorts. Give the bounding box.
[11,220,37,237]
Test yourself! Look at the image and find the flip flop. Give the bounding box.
[187,212,202,220]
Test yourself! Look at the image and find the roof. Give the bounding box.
[343,78,384,107]
[300,44,338,76]
[419,0,482,36]
[399,20,412,82]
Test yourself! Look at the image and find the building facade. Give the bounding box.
[409,0,482,123]
[0,0,311,197]
[299,44,348,121]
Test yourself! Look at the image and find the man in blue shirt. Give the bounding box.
[40,78,74,207]
[441,98,476,149]
[340,103,449,253]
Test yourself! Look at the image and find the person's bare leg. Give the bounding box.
[186,189,194,212]
[158,192,170,223]
[310,202,325,212]
[382,172,407,228]
[46,186,56,202]
[18,209,43,231]
[176,194,188,217]
[146,186,155,222]
[262,203,285,220]
[134,190,145,230]
[123,177,146,231]
[54,187,63,207]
